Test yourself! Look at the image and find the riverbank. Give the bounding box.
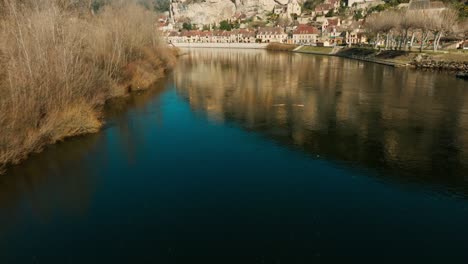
[294,46,468,70]
[172,43,268,49]
[174,43,467,71]
[0,2,177,173]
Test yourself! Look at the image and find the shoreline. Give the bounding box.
[172,43,268,49]
[0,2,179,174]
[2,43,465,173]
[175,43,467,71]
[293,46,468,71]
[0,63,176,175]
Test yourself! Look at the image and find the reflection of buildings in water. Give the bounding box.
[175,49,468,190]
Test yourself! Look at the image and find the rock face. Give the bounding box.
[456,71,468,80]
[411,60,468,71]
[170,0,292,25]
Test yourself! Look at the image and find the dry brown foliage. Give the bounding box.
[266,43,298,52]
[0,0,176,172]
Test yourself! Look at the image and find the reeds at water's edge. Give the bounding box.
[266,43,298,52]
[0,0,177,173]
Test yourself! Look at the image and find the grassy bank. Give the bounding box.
[0,0,177,173]
[295,46,333,55]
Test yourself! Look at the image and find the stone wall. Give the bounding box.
[172,42,269,49]
[411,60,468,71]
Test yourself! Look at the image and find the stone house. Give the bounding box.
[297,15,313,24]
[348,0,378,7]
[351,0,385,9]
[315,0,340,15]
[346,31,367,45]
[344,20,367,45]
[315,3,334,16]
[287,0,302,17]
[181,30,204,43]
[321,18,341,32]
[326,0,341,9]
[167,31,181,43]
[292,25,320,45]
[231,29,257,43]
[274,5,285,15]
[198,31,212,43]
[257,27,288,43]
[212,30,231,43]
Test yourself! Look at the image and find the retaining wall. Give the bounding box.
[172,43,268,49]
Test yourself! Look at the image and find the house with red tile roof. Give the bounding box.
[321,18,341,32]
[230,29,257,43]
[292,25,320,45]
[257,27,288,43]
[344,20,367,45]
[326,0,341,8]
[167,31,181,43]
[315,3,334,16]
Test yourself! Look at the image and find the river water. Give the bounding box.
[1,49,468,263]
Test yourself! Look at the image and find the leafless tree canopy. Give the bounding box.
[365,7,463,51]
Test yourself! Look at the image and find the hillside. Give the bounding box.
[170,0,305,25]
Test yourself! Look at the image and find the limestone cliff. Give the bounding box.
[170,0,295,25]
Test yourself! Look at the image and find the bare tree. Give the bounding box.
[431,8,458,51]
[366,11,399,50]
[365,7,462,52]
[277,16,291,29]
[454,19,468,45]
[365,13,384,49]
[399,10,418,50]
[409,10,432,52]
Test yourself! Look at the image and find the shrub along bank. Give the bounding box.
[266,43,298,52]
[0,0,177,173]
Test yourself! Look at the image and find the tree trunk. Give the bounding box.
[409,32,415,51]
[401,29,408,50]
[433,32,440,51]
[385,33,390,50]
[436,32,443,50]
[348,31,352,47]
[88,0,95,15]
[420,31,428,52]
[374,33,380,49]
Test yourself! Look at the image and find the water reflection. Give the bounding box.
[0,133,100,260]
[1,50,468,262]
[175,49,468,195]
[0,80,168,229]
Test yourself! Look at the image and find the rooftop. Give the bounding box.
[293,25,320,35]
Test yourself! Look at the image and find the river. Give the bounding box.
[1,49,468,263]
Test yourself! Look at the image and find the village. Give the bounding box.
[159,0,468,49]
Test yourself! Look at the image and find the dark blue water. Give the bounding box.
[1,49,468,263]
